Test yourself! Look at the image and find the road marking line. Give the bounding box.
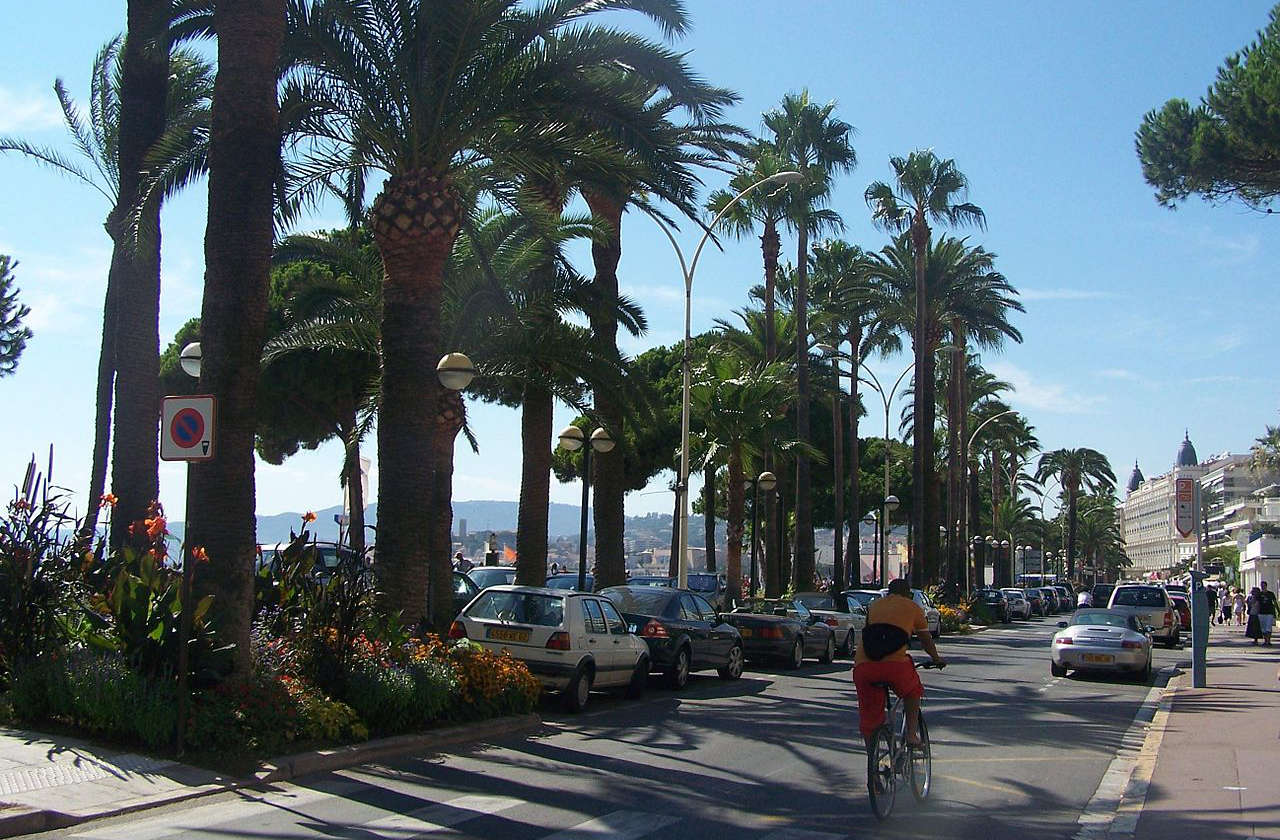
[758,829,846,840]
[1072,666,1179,840]
[361,794,522,837]
[935,773,1025,796]
[540,810,679,840]
[1038,677,1063,693]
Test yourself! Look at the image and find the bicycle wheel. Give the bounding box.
[908,711,931,801]
[866,726,897,820]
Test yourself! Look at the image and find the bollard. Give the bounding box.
[1189,569,1208,688]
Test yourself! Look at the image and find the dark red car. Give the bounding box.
[1167,593,1191,638]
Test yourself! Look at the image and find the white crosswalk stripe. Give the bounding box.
[757,828,846,840]
[361,794,521,838]
[539,810,680,840]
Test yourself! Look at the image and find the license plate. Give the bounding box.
[1083,653,1114,664]
[739,628,753,638]
[486,627,530,643]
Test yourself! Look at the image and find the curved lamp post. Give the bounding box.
[648,170,803,589]
[558,425,615,592]
[745,470,778,597]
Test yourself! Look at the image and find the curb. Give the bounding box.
[0,713,540,839]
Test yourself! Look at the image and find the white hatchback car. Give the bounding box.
[1001,588,1033,620]
[450,585,650,712]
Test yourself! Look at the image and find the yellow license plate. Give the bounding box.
[739,628,752,638]
[487,627,530,643]
[1083,653,1113,664]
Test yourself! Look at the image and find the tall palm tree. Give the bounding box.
[286,0,718,622]
[691,350,797,604]
[1,33,212,541]
[186,0,287,678]
[1250,423,1280,475]
[865,151,985,588]
[764,92,856,591]
[1034,448,1116,581]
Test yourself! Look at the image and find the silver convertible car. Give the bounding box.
[1051,609,1153,681]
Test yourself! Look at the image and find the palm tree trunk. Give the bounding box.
[761,220,780,597]
[844,329,862,585]
[108,0,169,546]
[832,378,844,592]
[968,457,981,589]
[908,219,935,587]
[340,408,365,557]
[725,451,745,604]
[793,223,814,591]
[583,192,627,590]
[703,462,716,572]
[369,172,460,625]
[1066,484,1079,579]
[429,390,465,630]
[81,260,121,541]
[516,385,553,587]
[187,0,285,678]
[946,323,966,591]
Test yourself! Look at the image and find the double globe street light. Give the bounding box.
[558,425,615,592]
[743,471,778,597]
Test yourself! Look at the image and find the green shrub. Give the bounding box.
[341,659,454,736]
[186,674,302,755]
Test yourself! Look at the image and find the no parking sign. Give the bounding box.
[161,395,216,461]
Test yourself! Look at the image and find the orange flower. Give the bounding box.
[99,493,118,508]
[302,511,317,524]
[145,515,167,540]
[192,546,209,564]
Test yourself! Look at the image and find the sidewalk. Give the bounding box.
[1134,625,1280,840]
[0,714,539,837]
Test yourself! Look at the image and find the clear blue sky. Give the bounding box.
[2,1,1277,522]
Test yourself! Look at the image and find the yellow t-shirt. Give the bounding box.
[855,593,928,664]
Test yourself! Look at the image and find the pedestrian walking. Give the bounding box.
[1233,588,1247,626]
[1245,587,1264,644]
[454,551,473,573]
[1206,585,1218,626]
[1257,581,1277,646]
[1222,587,1235,625]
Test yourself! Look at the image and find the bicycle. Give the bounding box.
[865,659,945,820]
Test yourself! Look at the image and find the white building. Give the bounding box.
[1240,492,1280,592]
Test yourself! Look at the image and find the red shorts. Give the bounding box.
[852,659,924,738]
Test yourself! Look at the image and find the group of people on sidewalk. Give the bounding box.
[1208,580,1277,645]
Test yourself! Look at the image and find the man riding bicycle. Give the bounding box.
[853,579,945,747]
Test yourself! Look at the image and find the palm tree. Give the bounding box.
[764,92,856,591]
[691,350,797,604]
[185,0,287,677]
[1,34,212,542]
[865,151,985,588]
[1250,423,1280,475]
[1035,449,1116,581]
[285,0,719,622]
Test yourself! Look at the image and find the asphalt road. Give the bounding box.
[37,617,1188,840]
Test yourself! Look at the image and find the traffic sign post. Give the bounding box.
[1174,477,1195,538]
[161,396,216,462]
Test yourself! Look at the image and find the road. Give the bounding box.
[35,618,1187,840]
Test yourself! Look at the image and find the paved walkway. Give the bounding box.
[1134,625,1280,840]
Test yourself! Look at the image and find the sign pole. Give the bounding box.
[1190,480,1208,688]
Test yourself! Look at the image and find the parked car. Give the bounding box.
[877,588,943,637]
[467,565,517,591]
[599,586,743,687]
[452,570,479,615]
[794,591,866,656]
[1107,584,1180,648]
[1168,593,1192,636]
[1051,608,1153,680]
[628,575,675,588]
[1022,588,1046,616]
[1052,585,1073,610]
[1001,588,1032,620]
[722,597,836,668]
[1090,583,1115,609]
[686,572,731,611]
[545,573,594,592]
[1039,587,1062,614]
[975,588,1011,623]
[449,585,648,712]
[842,589,884,612]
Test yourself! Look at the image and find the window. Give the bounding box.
[1111,587,1166,607]
[599,600,629,635]
[582,599,609,634]
[692,595,719,622]
[467,592,564,627]
[679,594,705,622]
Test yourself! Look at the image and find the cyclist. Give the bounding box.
[852,578,945,747]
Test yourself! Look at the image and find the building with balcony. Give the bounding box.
[1240,493,1280,591]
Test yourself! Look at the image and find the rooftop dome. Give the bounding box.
[1176,430,1198,467]
[1127,460,1144,493]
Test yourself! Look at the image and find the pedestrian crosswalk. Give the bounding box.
[69,788,860,840]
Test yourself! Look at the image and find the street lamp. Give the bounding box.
[557,425,615,592]
[961,409,1019,578]
[746,471,778,597]
[863,512,877,586]
[436,352,476,390]
[882,494,900,587]
[858,363,914,587]
[999,539,1010,587]
[649,170,803,589]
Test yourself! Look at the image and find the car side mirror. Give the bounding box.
[1057,621,1069,629]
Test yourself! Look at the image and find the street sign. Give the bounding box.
[1174,477,1196,538]
[161,395,216,462]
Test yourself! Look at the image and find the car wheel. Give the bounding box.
[840,631,855,658]
[785,637,805,670]
[820,635,835,664]
[563,665,593,713]
[718,644,744,680]
[668,646,691,690]
[625,657,648,699]
[1137,656,1152,683]
[1051,661,1068,678]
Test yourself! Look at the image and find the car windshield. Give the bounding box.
[599,587,671,615]
[740,598,790,615]
[545,575,592,590]
[845,591,881,608]
[795,593,836,610]
[1071,611,1132,628]
[980,591,1002,601]
[468,567,515,589]
[1001,590,1022,598]
[467,591,564,626]
[629,577,673,587]
[1112,587,1165,607]
[687,574,719,592]
[1023,589,1040,598]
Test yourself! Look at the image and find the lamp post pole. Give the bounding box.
[747,471,777,597]
[558,425,615,592]
[865,512,878,586]
[647,171,803,589]
[882,495,899,587]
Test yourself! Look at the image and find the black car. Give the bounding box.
[721,597,836,669]
[467,566,517,591]
[600,586,744,688]
[1039,587,1062,614]
[685,572,731,611]
[1091,582,1115,609]
[545,573,594,592]
[975,588,1010,623]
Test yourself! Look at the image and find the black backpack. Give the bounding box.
[861,622,910,661]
